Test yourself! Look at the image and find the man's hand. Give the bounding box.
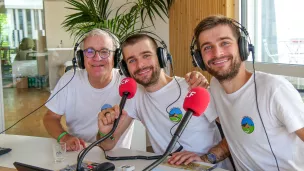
[167,151,206,165]
[60,134,86,151]
[97,105,127,135]
[185,71,209,90]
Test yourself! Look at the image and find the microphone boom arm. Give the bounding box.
[76,92,130,171]
[143,109,194,171]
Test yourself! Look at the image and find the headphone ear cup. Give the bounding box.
[76,50,85,69]
[193,50,206,71]
[238,36,249,61]
[156,47,167,68]
[119,60,130,77]
[113,48,121,68]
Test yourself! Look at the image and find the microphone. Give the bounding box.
[76,77,137,171]
[143,87,210,171]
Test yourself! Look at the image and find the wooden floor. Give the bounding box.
[3,88,52,137]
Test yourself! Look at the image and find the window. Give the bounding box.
[240,0,304,100]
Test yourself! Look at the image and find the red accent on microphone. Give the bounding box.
[119,77,137,99]
[183,87,210,116]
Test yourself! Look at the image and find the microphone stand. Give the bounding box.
[143,110,193,171]
[76,92,129,171]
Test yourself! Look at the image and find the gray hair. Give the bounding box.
[79,28,120,50]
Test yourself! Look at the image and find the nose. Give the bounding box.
[213,46,224,58]
[136,58,146,69]
[93,51,102,61]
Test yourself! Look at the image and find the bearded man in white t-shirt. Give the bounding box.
[177,15,304,170]
[97,34,233,170]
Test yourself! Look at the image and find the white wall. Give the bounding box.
[44,1,75,48]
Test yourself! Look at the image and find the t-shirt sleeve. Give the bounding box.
[124,98,139,120]
[204,89,219,123]
[271,81,304,133]
[45,71,73,115]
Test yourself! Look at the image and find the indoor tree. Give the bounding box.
[62,0,174,41]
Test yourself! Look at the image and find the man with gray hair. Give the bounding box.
[43,28,134,151]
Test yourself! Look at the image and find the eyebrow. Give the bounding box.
[126,56,135,63]
[200,36,233,49]
[85,47,112,51]
[140,50,153,55]
[125,50,152,62]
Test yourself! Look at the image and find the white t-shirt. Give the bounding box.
[46,69,134,149]
[127,77,232,170]
[205,71,304,171]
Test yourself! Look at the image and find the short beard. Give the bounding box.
[206,56,241,83]
[133,65,161,87]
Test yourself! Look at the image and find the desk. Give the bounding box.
[0,135,227,171]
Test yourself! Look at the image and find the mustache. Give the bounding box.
[134,66,153,75]
[207,56,232,65]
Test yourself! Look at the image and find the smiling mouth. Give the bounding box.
[135,67,152,76]
[208,57,231,66]
[212,59,229,65]
[91,64,104,67]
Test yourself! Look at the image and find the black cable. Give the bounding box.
[103,145,183,161]
[166,61,183,149]
[77,147,86,161]
[0,68,76,134]
[235,21,280,169]
[252,48,280,171]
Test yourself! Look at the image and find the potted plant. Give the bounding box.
[62,0,175,41]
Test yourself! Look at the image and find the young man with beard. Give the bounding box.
[43,29,135,151]
[97,34,233,170]
[176,15,304,170]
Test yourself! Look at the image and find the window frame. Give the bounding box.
[237,0,304,79]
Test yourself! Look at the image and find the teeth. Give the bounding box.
[139,69,150,74]
[213,59,228,64]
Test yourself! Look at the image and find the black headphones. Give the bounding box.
[118,33,172,77]
[190,19,254,71]
[73,29,122,69]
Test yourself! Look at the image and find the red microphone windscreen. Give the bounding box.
[119,77,137,99]
[183,87,210,116]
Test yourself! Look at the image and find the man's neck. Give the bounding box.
[145,70,173,93]
[220,65,252,94]
[88,73,112,89]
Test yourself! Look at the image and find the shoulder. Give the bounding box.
[173,76,188,88]
[255,72,295,93]
[58,69,85,85]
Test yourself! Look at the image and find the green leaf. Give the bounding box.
[62,0,175,41]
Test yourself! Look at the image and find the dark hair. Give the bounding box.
[121,34,158,57]
[194,15,241,49]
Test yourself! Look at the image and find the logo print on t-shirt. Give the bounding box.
[101,104,112,111]
[241,116,255,134]
[169,108,183,122]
